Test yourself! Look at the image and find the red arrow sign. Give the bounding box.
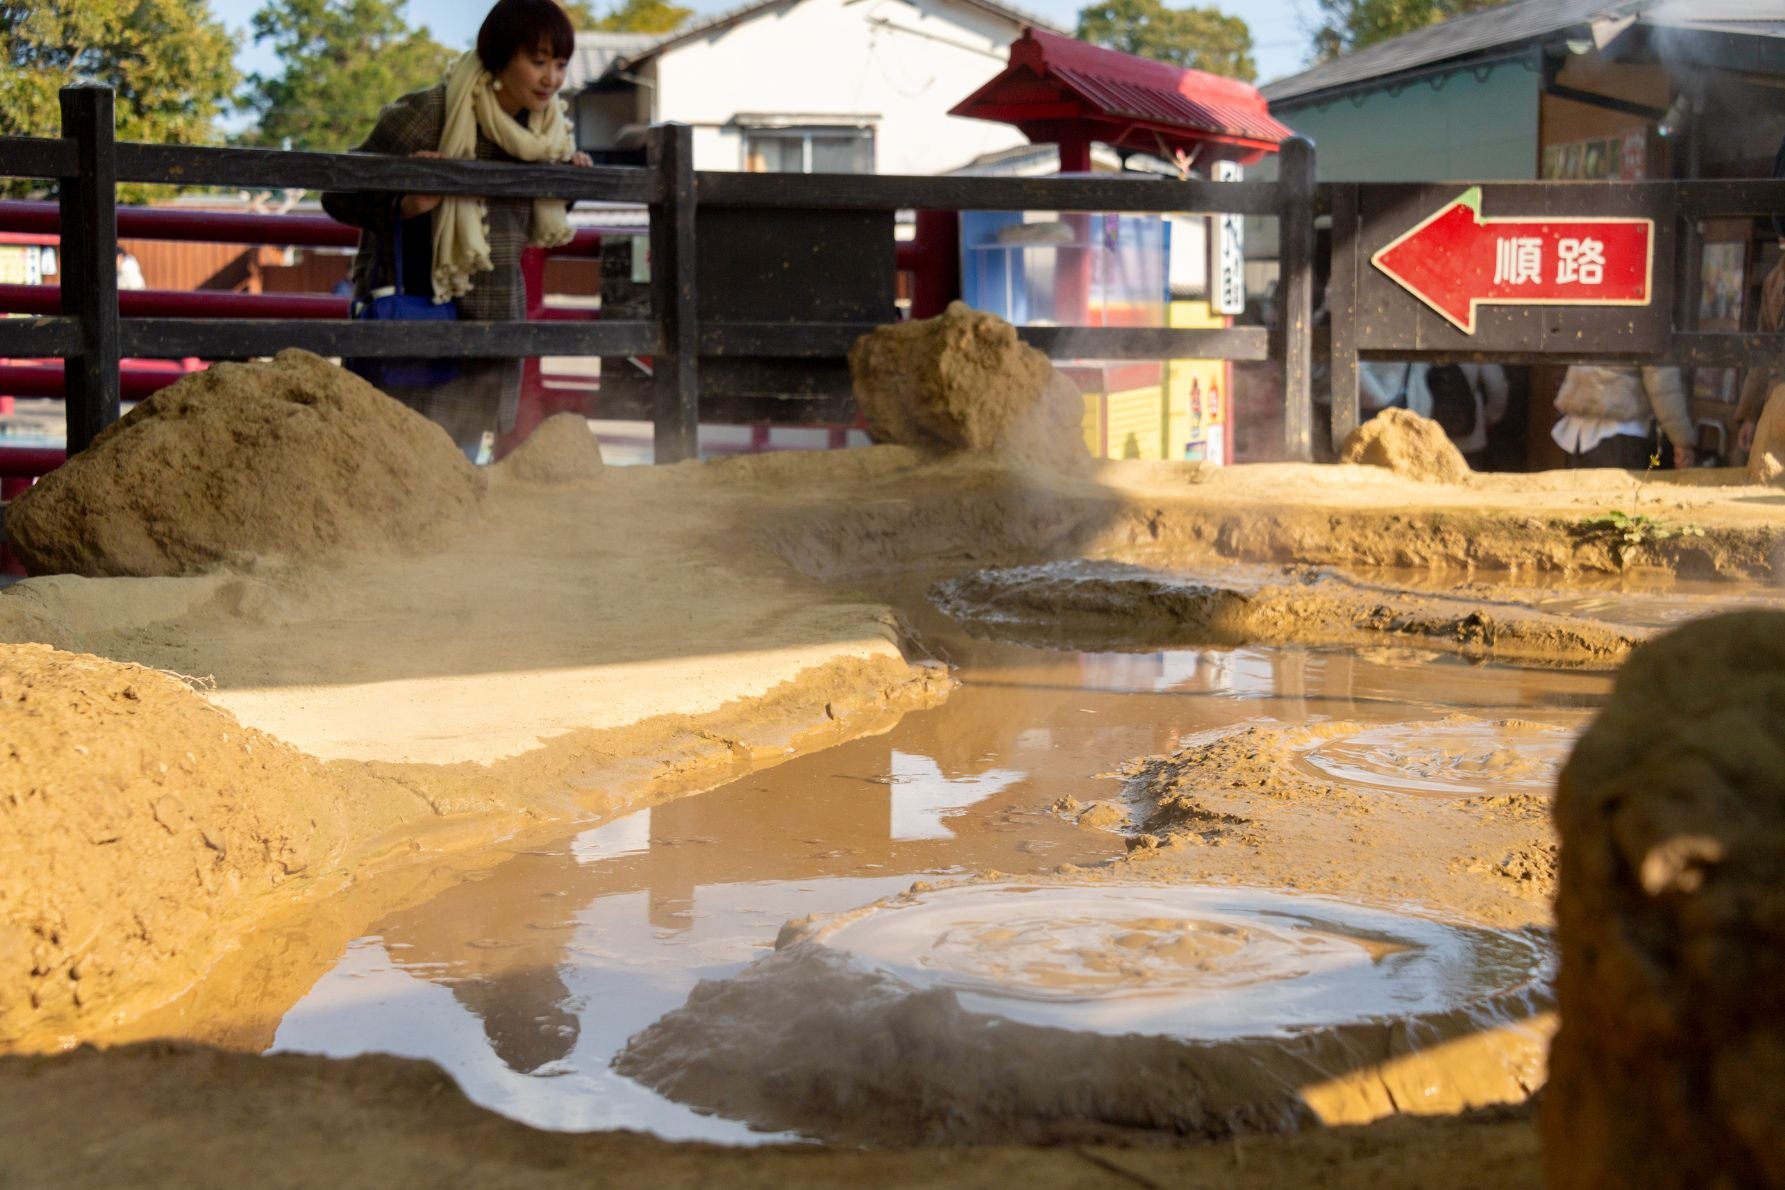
[1370,186,1653,334]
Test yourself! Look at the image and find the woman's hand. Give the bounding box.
[400,150,445,220]
[1737,417,1757,454]
[570,151,593,168]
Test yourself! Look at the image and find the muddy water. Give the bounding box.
[267,620,1605,1141]
[807,882,1552,1039]
[1293,720,1575,798]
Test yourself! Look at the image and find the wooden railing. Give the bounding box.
[3,83,1779,467]
[0,85,1309,464]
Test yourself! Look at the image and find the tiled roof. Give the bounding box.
[610,0,1061,73]
[1262,0,1639,103]
[564,32,661,92]
[1262,0,1785,105]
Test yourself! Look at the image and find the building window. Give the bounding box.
[744,127,874,174]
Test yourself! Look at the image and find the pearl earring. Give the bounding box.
[492,78,503,91]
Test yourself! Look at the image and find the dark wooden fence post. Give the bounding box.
[58,86,120,455]
[647,123,698,464]
[1277,135,1316,462]
[1328,182,1361,450]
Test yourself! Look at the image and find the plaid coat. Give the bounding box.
[322,84,533,445]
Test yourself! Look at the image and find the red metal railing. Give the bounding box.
[0,199,632,479]
[0,199,613,255]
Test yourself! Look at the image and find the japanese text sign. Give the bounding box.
[1370,186,1654,334]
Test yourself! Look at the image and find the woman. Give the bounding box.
[1551,365,1694,470]
[324,0,594,459]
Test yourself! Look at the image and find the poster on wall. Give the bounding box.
[1699,242,1746,324]
[1542,135,1642,181]
[1694,239,1748,404]
[1620,129,1647,180]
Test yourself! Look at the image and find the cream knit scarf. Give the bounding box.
[431,52,575,304]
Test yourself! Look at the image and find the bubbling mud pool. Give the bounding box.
[804,882,1551,1039]
[249,612,1605,1143]
[1291,719,1575,798]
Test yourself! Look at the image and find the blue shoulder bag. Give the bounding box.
[344,217,459,390]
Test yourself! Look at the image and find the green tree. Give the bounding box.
[1076,0,1256,80]
[0,0,238,144]
[1311,0,1508,60]
[559,0,602,26]
[238,0,454,151]
[582,0,692,34]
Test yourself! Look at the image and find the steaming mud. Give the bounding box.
[930,560,1644,667]
[799,882,1550,1040]
[615,877,1555,1146]
[5,438,1784,1182]
[211,608,1596,1143]
[1290,719,1573,799]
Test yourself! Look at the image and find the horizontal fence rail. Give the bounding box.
[696,323,1274,362]
[0,136,77,180]
[0,318,81,358]
[695,171,1283,215]
[114,143,660,204]
[117,318,660,361]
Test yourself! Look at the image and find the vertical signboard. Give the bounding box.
[1210,160,1245,316]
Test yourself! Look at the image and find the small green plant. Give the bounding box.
[1575,509,1706,560]
[1632,450,1661,505]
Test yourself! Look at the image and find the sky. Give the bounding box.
[208,0,1322,90]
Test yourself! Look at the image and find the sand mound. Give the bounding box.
[848,302,1088,469]
[494,413,604,485]
[0,643,365,1047]
[1750,381,1785,485]
[1338,408,1471,484]
[6,349,486,577]
[1543,610,1785,1189]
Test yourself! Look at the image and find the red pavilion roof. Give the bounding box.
[951,29,1292,166]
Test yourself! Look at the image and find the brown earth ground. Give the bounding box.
[1,447,1780,1184]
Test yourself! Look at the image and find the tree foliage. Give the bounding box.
[238,0,453,151]
[558,0,602,26]
[0,0,238,143]
[1311,0,1509,60]
[1076,0,1256,80]
[580,0,694,34]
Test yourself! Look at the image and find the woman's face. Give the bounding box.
[497,42,568,116]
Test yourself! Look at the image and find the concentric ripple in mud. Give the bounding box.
[806,882,1551,1039]
[1291,720,1575,798]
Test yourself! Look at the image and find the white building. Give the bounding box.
[564,0,1056,175]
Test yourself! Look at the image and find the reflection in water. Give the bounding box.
[270,634,1608,1139]
[807,883,1551,1039]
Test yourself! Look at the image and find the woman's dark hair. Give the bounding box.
[476,0,576,75]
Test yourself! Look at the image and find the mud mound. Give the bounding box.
[1750,381,1785,485]
[1543,610,1785,1189]
[6,349,486,577]
[495,412,604,485]
[617,883,1552,1146]
[848,302,1088,469]
[0,1042,1545,1190]
[0,643,361,1047]
[1339,408,1471,484]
